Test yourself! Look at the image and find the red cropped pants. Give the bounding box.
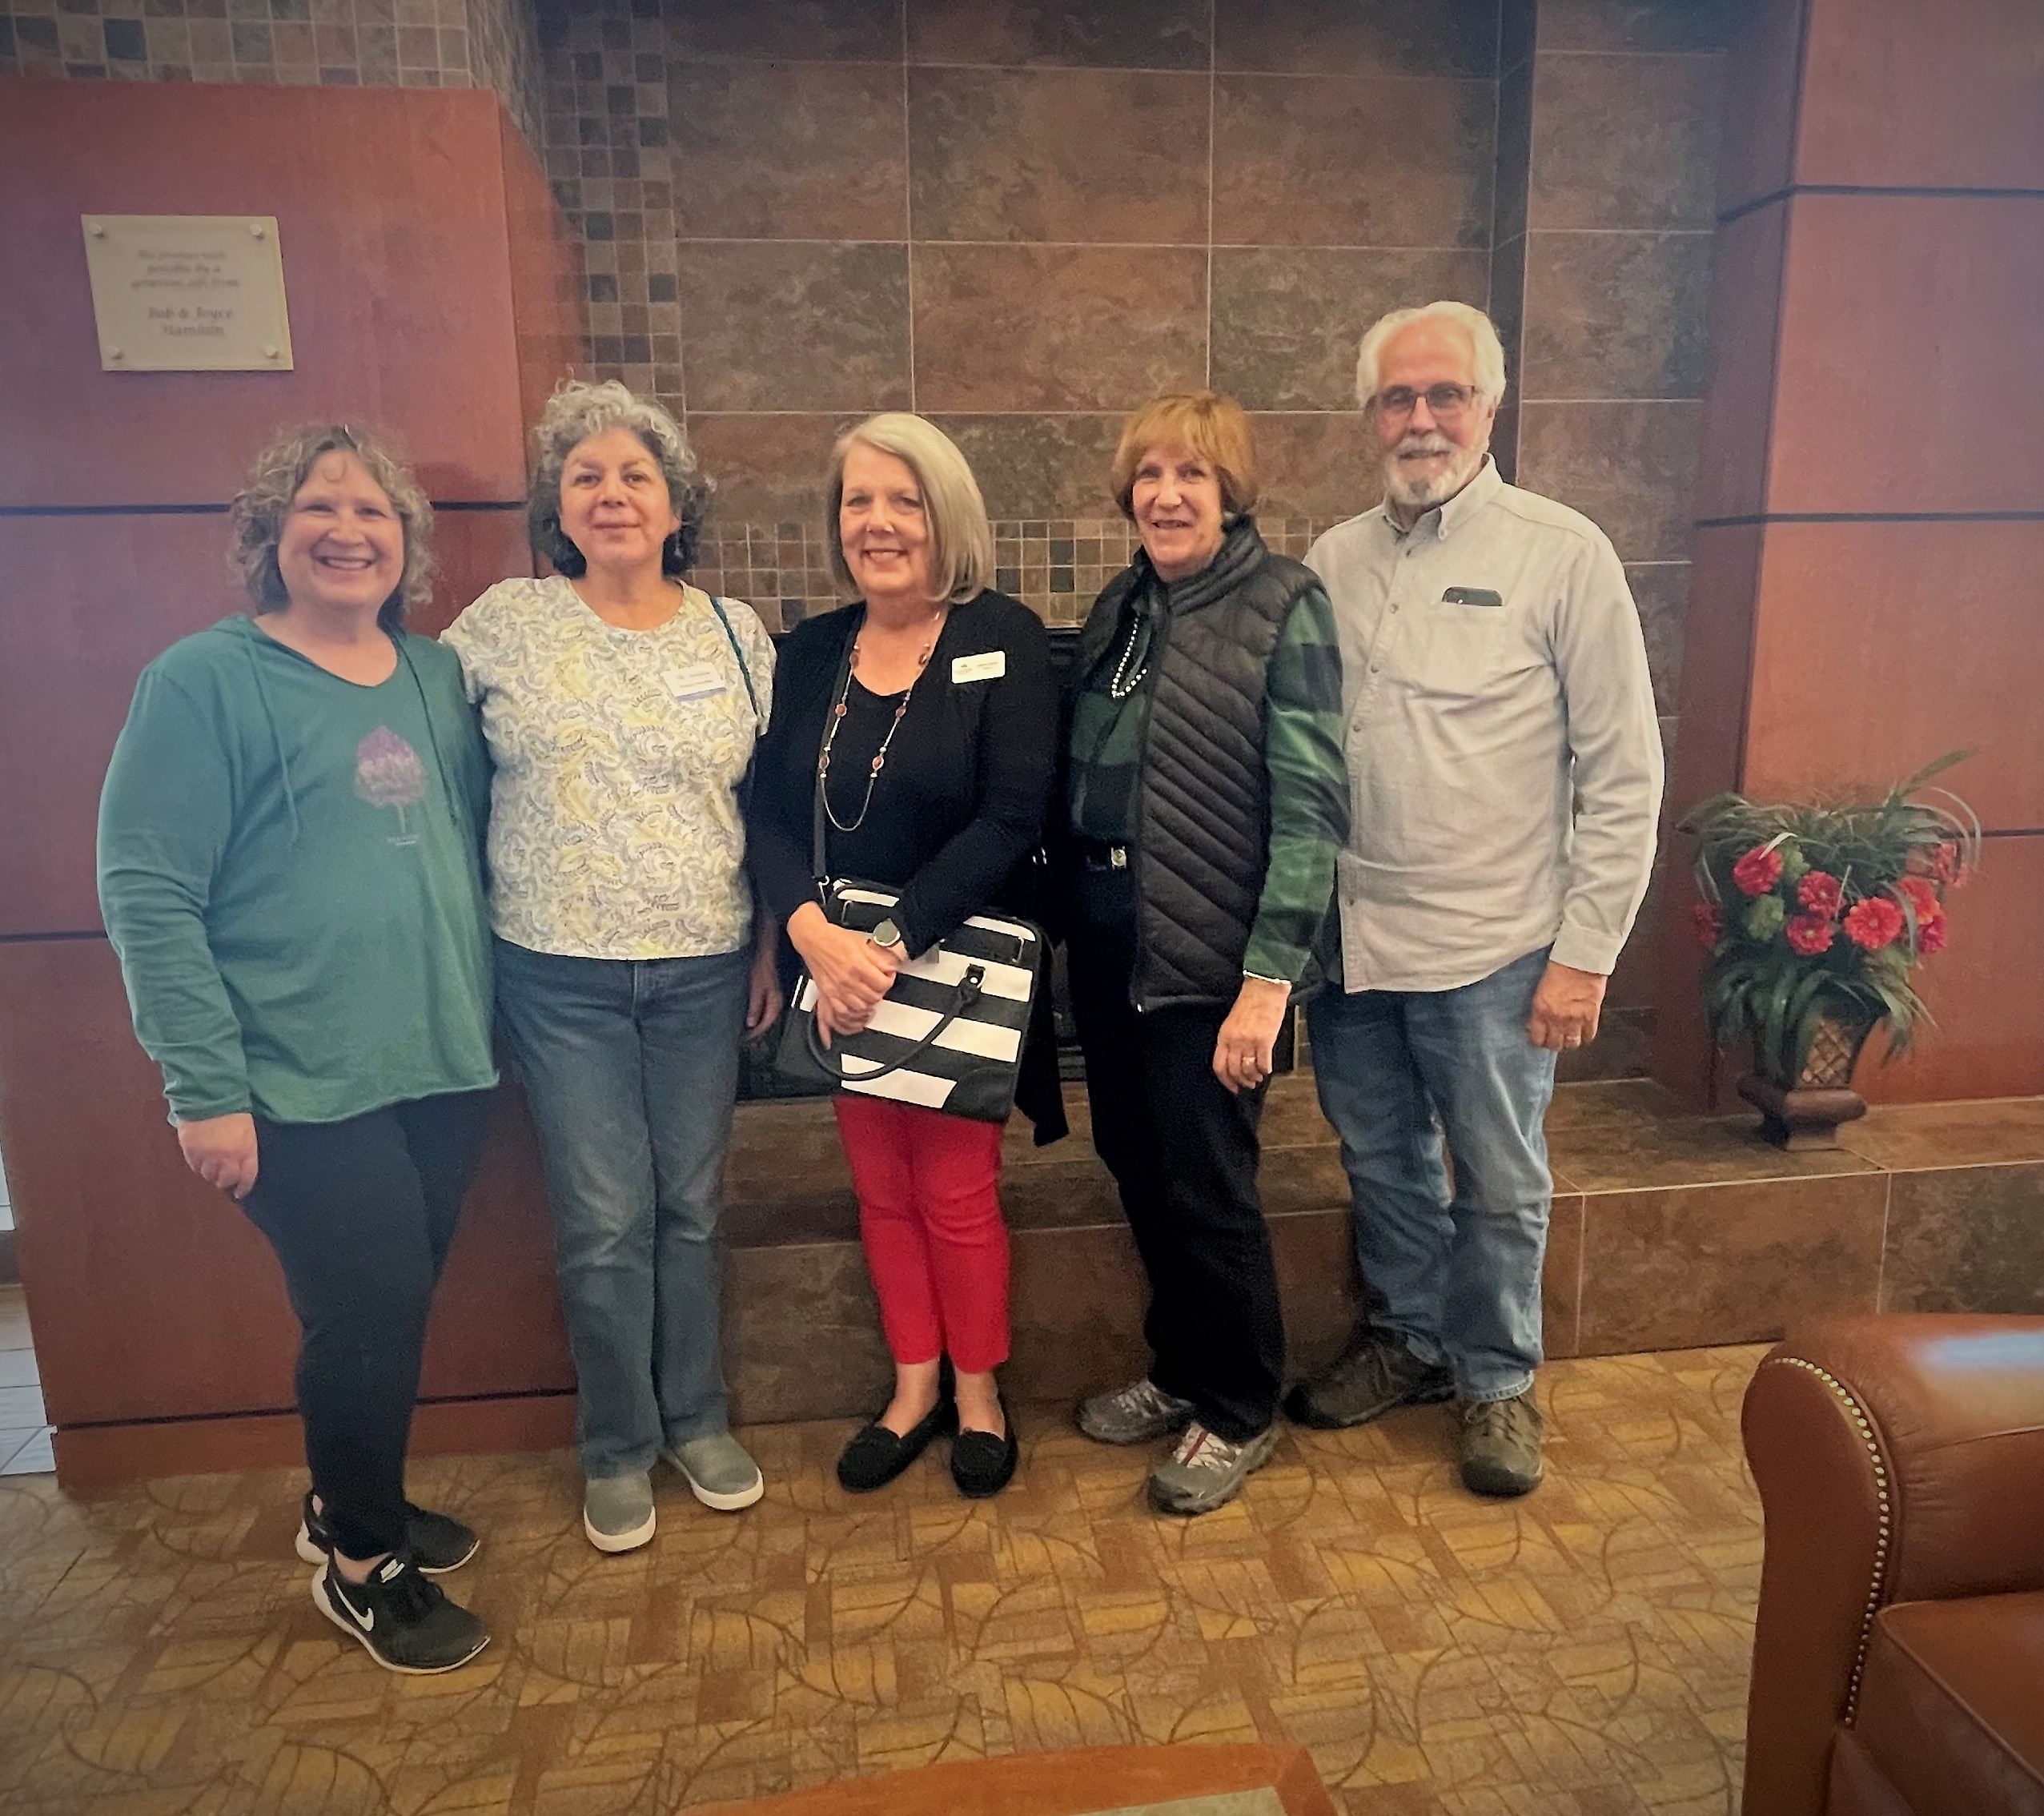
[832,1095,1010,1373]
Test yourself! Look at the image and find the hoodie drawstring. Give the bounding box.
[243,630,303,847]
[397,636,467,838]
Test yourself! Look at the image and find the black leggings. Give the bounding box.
[241,1091,493,1560]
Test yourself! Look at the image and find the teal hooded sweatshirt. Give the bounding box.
[98,615,498,1125]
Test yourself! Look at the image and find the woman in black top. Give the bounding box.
[748,412,1058,1500]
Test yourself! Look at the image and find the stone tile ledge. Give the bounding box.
[721,1075,2044,1410]
[727,1075,2044,1223]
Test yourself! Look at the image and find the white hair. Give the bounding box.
[1355,302,1508,409]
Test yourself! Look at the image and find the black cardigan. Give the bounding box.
[746,589,1066,1138]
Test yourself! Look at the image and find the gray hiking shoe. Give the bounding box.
[582,1472,656,1553]
[1146,1420,1279,1517]
[661,1434,765,1512]
[1283,1329,1455,1429]
[1076,1377,1197,1446]
[1459,1392,1544,1497]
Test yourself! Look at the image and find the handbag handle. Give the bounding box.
[804,964,985,1083]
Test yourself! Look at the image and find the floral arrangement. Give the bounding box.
[1685,754,1979,1083]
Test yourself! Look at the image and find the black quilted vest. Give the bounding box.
[1072,518,1323,1010]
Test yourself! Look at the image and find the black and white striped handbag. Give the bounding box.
[774,882,1043,1122]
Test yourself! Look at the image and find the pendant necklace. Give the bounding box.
[819,609,946,834]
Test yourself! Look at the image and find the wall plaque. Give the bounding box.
[81,215,295,372]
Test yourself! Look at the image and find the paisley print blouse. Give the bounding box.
[442,576,775,960]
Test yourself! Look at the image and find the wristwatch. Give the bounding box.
[868,918,904,951]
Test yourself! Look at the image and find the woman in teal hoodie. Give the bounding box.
[98,424,497,1676]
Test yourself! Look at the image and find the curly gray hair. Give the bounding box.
[528,380,713,576]
[229,423,433,630]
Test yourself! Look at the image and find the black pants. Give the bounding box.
[241,1091,493,1560]
[1065,866,1285,1442]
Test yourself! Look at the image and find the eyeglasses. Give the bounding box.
[1371,384,1483,422]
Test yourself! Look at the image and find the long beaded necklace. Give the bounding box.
[818,609,946,834]
[1107,601,1151,701]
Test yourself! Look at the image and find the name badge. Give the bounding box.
[1441,586,1504,607]
[951,649,1006,685]
[665,662,725,702]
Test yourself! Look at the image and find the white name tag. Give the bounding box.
[665,662,725,702]
[950,649,1006,685]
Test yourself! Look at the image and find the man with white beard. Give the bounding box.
[1295,301,1663,1497]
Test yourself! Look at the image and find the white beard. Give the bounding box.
[1383,435,1487,514]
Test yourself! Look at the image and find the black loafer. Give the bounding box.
[950,1403,1018,1499]
[836,1396,958,1493]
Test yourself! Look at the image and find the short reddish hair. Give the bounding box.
[1109,391,1260,521]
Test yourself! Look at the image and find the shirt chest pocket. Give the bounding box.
[1400,602,1510,700]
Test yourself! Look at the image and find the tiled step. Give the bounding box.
[715,1077,2044,1425]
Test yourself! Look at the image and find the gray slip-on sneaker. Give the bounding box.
[661,1433,765,1511]
[583,1472,657,1553]
[1146,1420,1280,1517]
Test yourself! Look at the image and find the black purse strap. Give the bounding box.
[802,963,985,1082]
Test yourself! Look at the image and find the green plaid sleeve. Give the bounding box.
[1243,584,1349,984]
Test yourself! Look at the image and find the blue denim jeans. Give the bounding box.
[1307,946,1558,1404]
[495,938,750,1478]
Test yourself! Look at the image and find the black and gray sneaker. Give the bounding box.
[295,1491,479,1575]
[1283,1329,1455,1430]
[1075,1377,1197,1446]
[311,1554,490,1674]
[1146,1420,1280,1517]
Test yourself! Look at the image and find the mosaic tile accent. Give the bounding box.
[527,0,1504,452]
[0,0,544,150]
[465,0,541,146]
[692,516,1358,633]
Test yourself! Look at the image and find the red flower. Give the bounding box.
[1796,870,1844,918]
[1930,842,1966,888]
[1843,898,1905,951]
[1693,902,1723,948]
[1732,844,1784,898]
[1895,875,1939,919]
[1785,914,1836,956]
[1916,912,1949,956]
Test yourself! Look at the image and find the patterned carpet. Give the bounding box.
[0,1344,1765,1816]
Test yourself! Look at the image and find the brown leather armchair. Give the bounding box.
[1741,1315,2044,1816]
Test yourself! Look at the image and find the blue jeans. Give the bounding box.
[495,938,749,1477]
[1307,946,1558,1404]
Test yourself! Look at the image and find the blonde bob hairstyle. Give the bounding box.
[1355,301,1509,410]
[1110,392,1260,522]
[827,413,994,605]
[230,423,433,632]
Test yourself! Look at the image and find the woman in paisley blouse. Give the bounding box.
[442,380,778,1555]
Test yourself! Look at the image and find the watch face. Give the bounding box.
[873,918,902,947]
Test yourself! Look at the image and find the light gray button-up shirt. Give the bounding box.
[1305,458,1663,994]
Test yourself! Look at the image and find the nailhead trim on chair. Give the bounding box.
[1760,1356,1894,1722]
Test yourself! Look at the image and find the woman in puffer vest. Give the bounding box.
[1058,390,1349,1519]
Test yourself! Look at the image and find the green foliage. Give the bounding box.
[1684,754,1978,1081]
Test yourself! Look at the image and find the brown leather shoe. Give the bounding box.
[1459,1392,1544,1497]
[1283,1328,1454,1429]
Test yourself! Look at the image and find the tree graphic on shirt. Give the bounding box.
[355,726,427,843]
